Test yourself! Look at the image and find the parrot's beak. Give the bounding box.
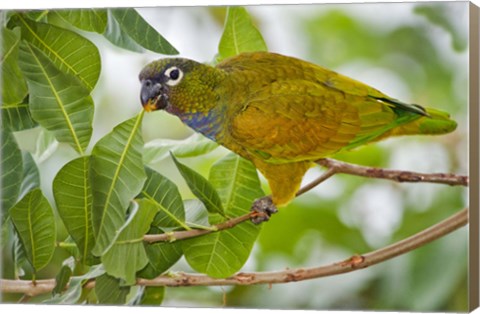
[143,98,158,112]
[141,81,168,112]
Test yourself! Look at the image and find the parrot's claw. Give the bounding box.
[250,197,277,224]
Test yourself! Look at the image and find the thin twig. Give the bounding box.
[296,167,337,197]
[0,208,468,294]
[143,212,254,243]
[316,158,468,186]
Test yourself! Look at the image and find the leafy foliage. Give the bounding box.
[53,156,96,265]
[9,189,56,273]
[101,200,158,285]
[52,9,108,33]
[90,113,146,256]
[182,153,264,278]
[217,6,267,62]
[18,41,94,154]
[0,4,467,311]
[1,130,23,218]
[110,9,178,55]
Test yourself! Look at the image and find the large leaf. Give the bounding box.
[53,156,96,265]
[18,41,94,154]
[95,273,131,305]
[182,153,263,278]
[217,7,267,62]
[102,200,158,285]
[140,167,186,229]
[1,27,28,106]
[139,226,183,279]
[1,102,38,132]
[110,8,178,55]
[9,188,56,272]
[171,154,224,217]
[209,153,264,218]
[90,113,146,256]
[11,14,101,91]
[53,9,108,33]
[144,133,219,164]
[103,10,144,53]
[1,27,35,132]
[1,129,23,217]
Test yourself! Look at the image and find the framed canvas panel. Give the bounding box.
[0,1,478,313]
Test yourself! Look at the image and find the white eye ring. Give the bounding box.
[164,66,183,86]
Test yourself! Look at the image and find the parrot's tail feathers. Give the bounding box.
[389,107,457,137]
[375,97,429,117]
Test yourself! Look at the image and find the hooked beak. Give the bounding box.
[140,81,168,112]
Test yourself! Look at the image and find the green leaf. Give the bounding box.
[90,113,146,256]
[24,10,49,22]
[1,27,28,106]
[102,200,158,285]
[9,188,56,272]
[43,264,105,304]
[171,154,224,216]
[140,167,186,229]
[0,27,35,131]
[182,153,263,278]
[217,7,267,62]
[19,152,40,199]
[1,129,23,217]
[52,259,74,297]
[53,156,96,265]
[11,14,101,91]
[95,273,131,305]
[209,152,264,217]
[53,9,108,33]
[1,102,38,132]
[144,133,219,164]
[140,287,165,305]
[103,10,144,53]
[18,41,94,154]
[110,8,178,55]
[139,226,183,279]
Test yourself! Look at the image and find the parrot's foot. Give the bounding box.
[250,197,277,224]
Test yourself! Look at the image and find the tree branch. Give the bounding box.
[0,207,468,294]
[144,158,468,244]
[138,207,469,286]
[143,212,253,243]
[0,159,468,296]
[316,158,468,186]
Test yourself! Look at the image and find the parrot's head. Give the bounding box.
[139,58,220,114]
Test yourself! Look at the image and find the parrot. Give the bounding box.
[139,51,457,223]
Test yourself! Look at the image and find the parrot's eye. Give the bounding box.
[164,66,183,86]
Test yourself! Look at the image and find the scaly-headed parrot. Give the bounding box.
[139,51,456,223]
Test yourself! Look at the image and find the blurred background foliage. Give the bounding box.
[3,2,469,311]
